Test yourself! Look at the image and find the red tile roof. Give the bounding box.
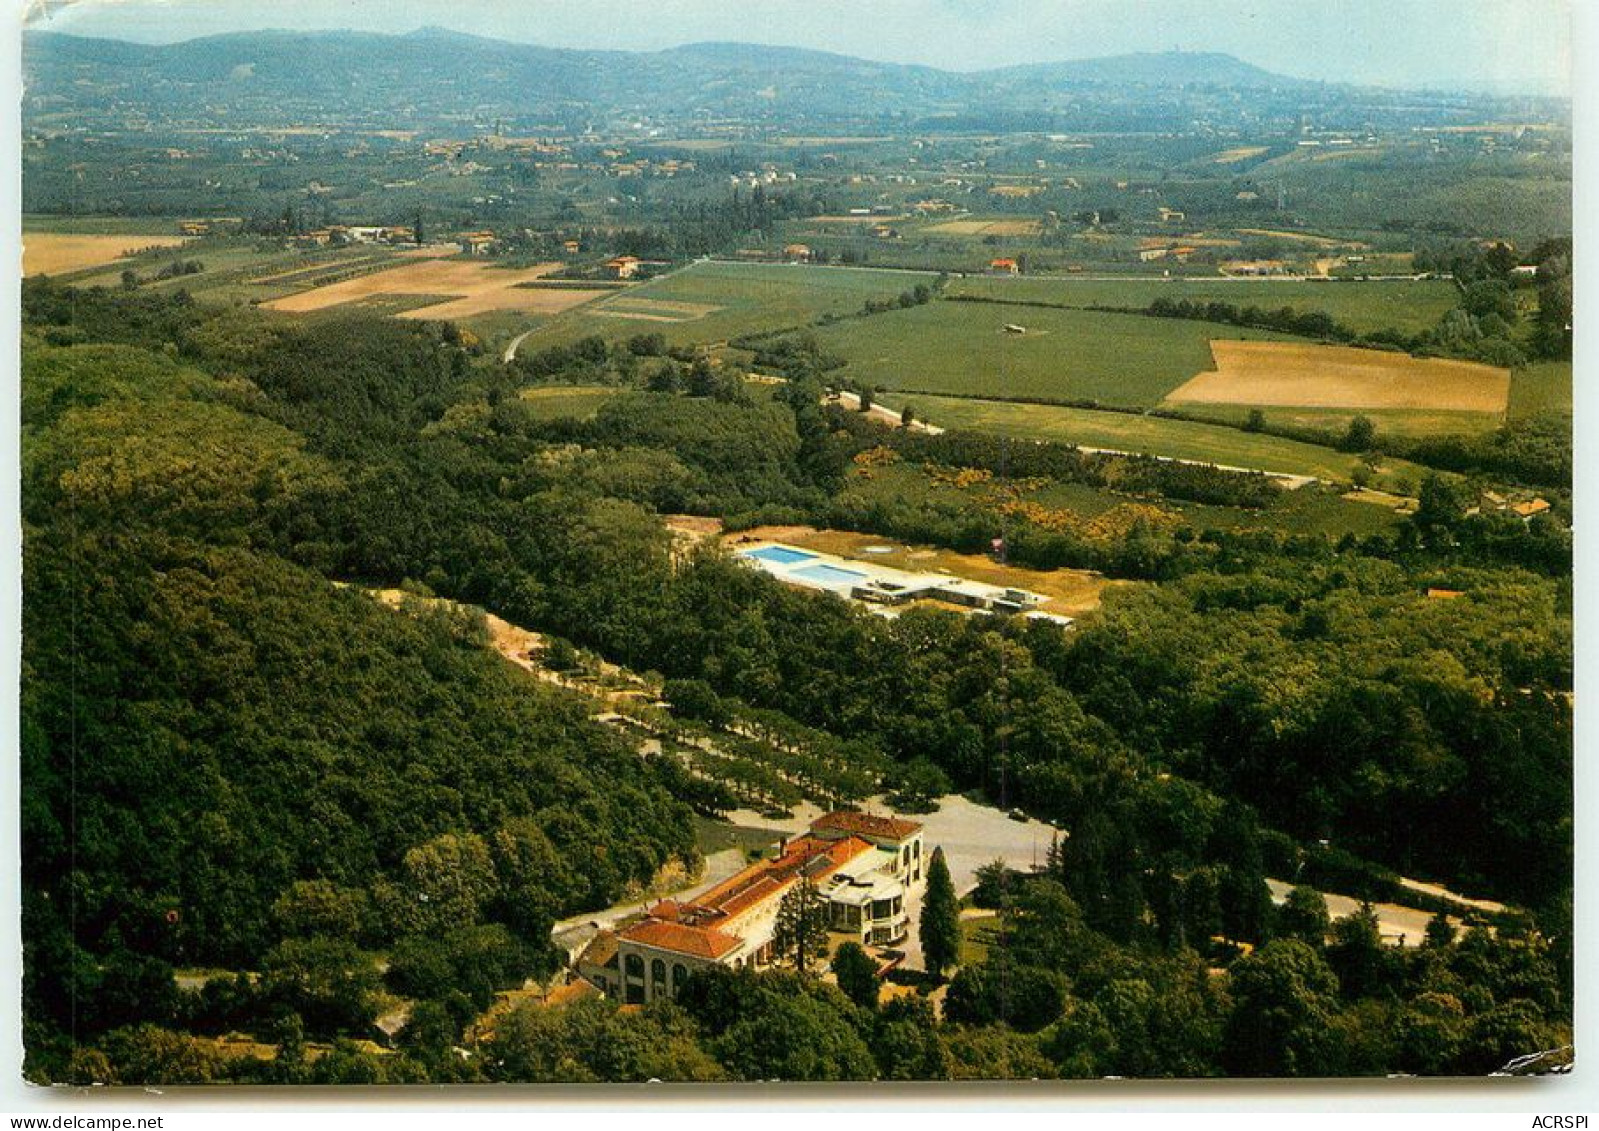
[620,918,741,960]
[578,930,619,969]
[650,832,877,936]
[712,875,784,920]
[778,833,874,870]
[811,811,923,841]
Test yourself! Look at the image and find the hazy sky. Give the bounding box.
[25,0,1573,95]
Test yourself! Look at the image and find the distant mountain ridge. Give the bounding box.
[22,27,1321,131]
[992,50,1297,88]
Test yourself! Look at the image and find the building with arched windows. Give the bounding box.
[575,812,924,1004]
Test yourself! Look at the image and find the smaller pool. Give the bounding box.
[792,563,868,587]
[743,545,817,565]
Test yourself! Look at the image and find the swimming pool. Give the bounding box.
[791,562,868,587]
[742,545,818,565]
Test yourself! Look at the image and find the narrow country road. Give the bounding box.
[502,329,535,363]
[828,389,945,434]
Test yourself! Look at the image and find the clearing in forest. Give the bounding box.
[1166,341,1512,414]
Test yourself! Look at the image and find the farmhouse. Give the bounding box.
[576,812,924,1004]
[604,255,643,279]
[1221,259,1286,276]
[989,257,1020,275]
[460,230,499,255]
[784,243,814,262]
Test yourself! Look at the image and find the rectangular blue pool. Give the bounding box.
[792,563,868,587]
[743,546,818,565]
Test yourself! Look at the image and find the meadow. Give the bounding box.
[812,300,1292,405]
[516,385,622,421]
[1169,403,1506,440]
[520,260,936,349]
[872,392,1431,488]
[942,275,1461,335]
[843,458,1405,542]
[1507,360,1575,420]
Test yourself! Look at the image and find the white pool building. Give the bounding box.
[735,542,1070,625]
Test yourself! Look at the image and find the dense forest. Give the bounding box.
[20,279,1571,1083]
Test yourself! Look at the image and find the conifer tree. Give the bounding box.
[920,846,961,981]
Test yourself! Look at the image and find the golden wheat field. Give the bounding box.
[260,258,609,319]
[23,233,193,276]
[923,218,1042,236]
[1165,340,1511,414]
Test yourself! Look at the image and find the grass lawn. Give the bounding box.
[517,384,622,421]
[1508,360,1573,419]
[943,276,1461,336]
[692,815,785,858]
[959,912,1004,966]
[516,260,935,350]
[876,392,1431,488]
[815,300,1293,406]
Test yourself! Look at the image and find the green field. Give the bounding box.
[815,300,1291,406]
[22,213,207,236]
[66,240,410,306]
[943,276,1461,335]
[1169,403,1505,440]
[1508,360,1573,419]
[517,384,621,420]
[846,458,1404,541]
[515,260,935,350]
[876,392,1432,490]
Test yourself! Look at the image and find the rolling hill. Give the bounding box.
[22,28,1319,131]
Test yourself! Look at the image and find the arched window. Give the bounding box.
[651,958,667,985]
[625,954,644,978]
[673,963,688,990]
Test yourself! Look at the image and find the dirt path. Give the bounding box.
[829,389,945,434]
[837,391,1319,488]
[1265,879,1474,947]
[503,329,536,363]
